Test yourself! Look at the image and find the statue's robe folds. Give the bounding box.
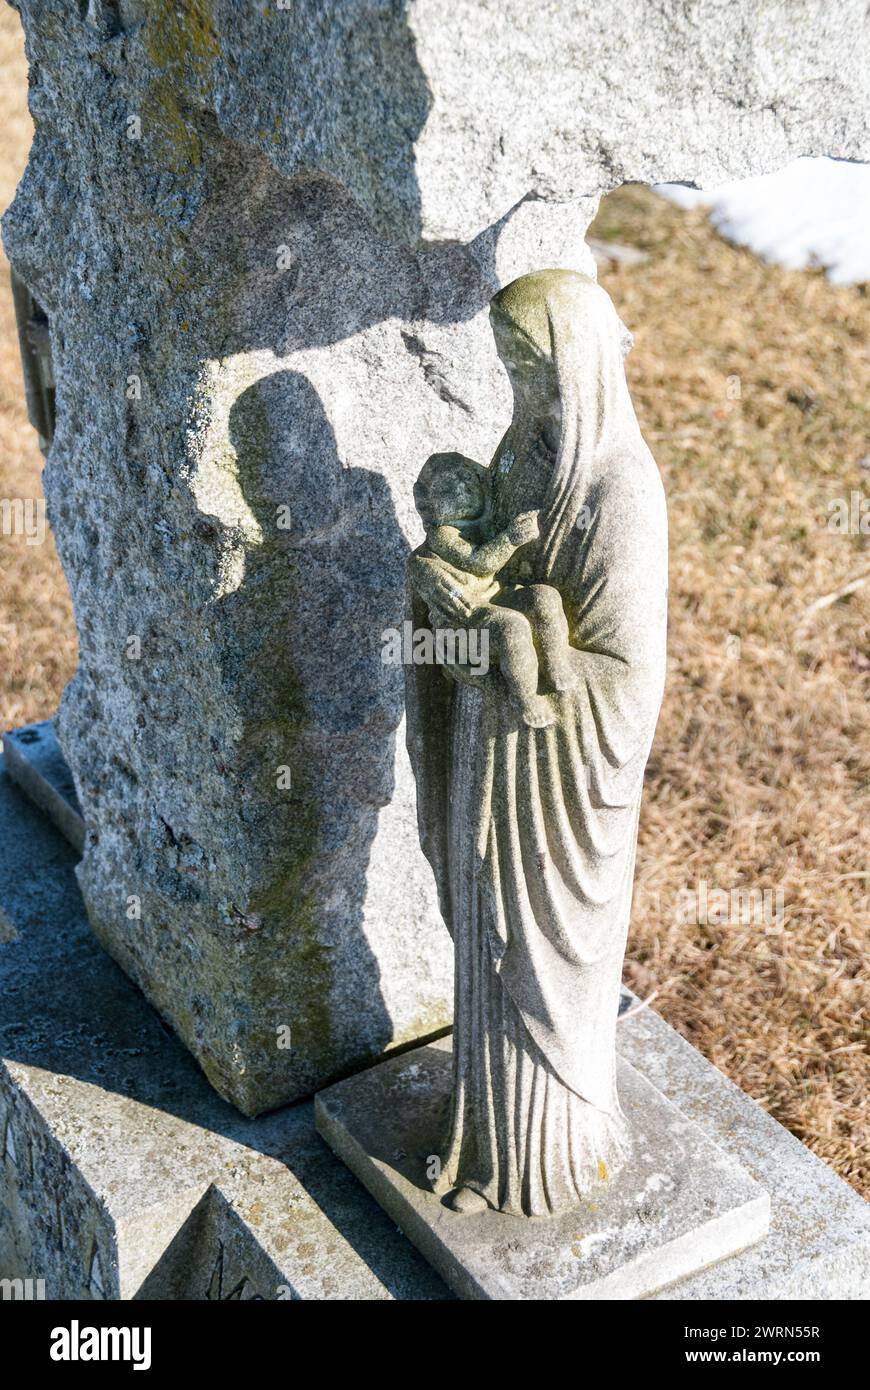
[407,425,667,1216]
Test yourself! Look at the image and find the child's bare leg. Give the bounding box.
[522,585,577,690]
[482,607,553,728]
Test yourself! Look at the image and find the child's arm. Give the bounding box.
[428,511,540,578]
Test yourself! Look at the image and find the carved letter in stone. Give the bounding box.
[406,270,668,1217]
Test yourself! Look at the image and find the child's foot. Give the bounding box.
[520,695,554,728]
[547,657,578,692]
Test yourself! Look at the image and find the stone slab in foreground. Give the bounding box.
[315,1040,770,1300]
[1,753,868,1299]
[3,722,85,855]
[0,751,446,1300]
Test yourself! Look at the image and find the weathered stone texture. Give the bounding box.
[4,0,869,1111]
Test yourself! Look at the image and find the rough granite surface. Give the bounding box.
[0,755,447,1299]
[4,1,870,1112]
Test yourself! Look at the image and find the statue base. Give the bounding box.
[315,1037,770,1300]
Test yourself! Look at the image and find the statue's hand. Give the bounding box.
[427,572,474,623]
[507,510,541,546]
[408,552,475,622]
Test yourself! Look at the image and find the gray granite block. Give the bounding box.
[315,1039,770,1300]
[7,1,870,1117]
[3,721,85,854]
[0,751,447,1300]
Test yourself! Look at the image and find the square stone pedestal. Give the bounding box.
[315,1039,770,1300]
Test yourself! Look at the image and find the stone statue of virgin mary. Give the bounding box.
[406,269,668,1217]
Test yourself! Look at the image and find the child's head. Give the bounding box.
[414,453,488,526]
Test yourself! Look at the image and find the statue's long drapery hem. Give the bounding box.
[440,682,634,1216]
[434,677,640,1215]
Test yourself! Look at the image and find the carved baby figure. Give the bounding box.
[410,451,577,728]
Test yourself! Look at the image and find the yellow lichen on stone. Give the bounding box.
[142,1,221,174]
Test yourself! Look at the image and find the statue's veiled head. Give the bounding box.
[488,270,641,577]
[490,273,562,418]
[490,269,633,421]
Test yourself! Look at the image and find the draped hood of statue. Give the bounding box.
[406,269,668,1217]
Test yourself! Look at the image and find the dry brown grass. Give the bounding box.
[0,8,77,731]
[592,185,869,1196]
[0,10,865,1191]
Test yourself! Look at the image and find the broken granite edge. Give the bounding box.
[1,1060,123,1299]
